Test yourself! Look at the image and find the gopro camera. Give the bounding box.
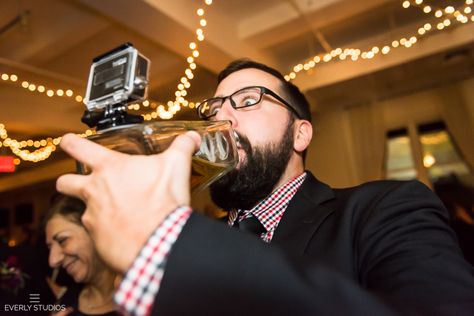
[81,43,150,130]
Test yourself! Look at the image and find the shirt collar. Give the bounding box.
[228,172,307,231]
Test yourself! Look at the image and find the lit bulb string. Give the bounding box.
[403,0,473,23]
[283,0,474,81]
[0,0,213,163]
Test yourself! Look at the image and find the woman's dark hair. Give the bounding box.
[217,58,312,122]
[43,194,86,228]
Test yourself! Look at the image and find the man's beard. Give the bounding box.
[210,119,295,211]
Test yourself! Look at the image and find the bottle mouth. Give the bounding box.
[233,130,242,149]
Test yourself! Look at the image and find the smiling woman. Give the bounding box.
[44,195,119,316]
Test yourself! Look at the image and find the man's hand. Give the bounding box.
[56,132,200,273]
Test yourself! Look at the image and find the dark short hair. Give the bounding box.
[43,194,86,228]
[217,59,312,122]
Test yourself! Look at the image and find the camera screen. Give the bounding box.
[89,53,131,101]
[94,64,124,87]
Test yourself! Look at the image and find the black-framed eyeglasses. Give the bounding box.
[196,86,301,120]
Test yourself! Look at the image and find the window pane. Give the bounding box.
[419,128,471,181]
[385,129,417,180]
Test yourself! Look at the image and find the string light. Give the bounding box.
[445,6,455,14]
[285,0,474,81]
[1,72,81,102]
[1,0,213,163]
[404,0,473,22]
[132,0,212,122]
[0,122,92,162]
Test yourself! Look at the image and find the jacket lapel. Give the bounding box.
[271,172,336,255]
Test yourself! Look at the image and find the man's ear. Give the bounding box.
[293,120,313,153]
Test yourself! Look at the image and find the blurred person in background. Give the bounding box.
[434,174,474,266]
[44,195,120,316]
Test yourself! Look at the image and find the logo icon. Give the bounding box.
[29,293,40,304]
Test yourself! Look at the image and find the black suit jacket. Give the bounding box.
[152,172,474,315]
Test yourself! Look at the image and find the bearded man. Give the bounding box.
[57,60,474,316]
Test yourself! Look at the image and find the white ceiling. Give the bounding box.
[1,0,473,175]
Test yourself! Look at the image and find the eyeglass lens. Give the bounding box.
[202,87,263,118]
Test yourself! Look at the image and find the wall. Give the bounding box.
[305,75,474,188]
[0,180,56,245]
[305,107,358,187]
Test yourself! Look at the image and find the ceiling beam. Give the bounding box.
[240,0,391,49]
[293,23,474,91]
[0,0,109,68]
[75,0,276,74]
[142,0,276,64]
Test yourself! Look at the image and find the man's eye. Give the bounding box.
[241,97,258,106]
[209,104,221,115]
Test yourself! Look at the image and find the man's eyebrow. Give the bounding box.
[213,86,250,98]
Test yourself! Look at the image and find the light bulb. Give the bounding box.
[445,6,455,14]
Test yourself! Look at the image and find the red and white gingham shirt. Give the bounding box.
[114,206,192,316]
[228,172,307,242]
[114,172,307,315]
